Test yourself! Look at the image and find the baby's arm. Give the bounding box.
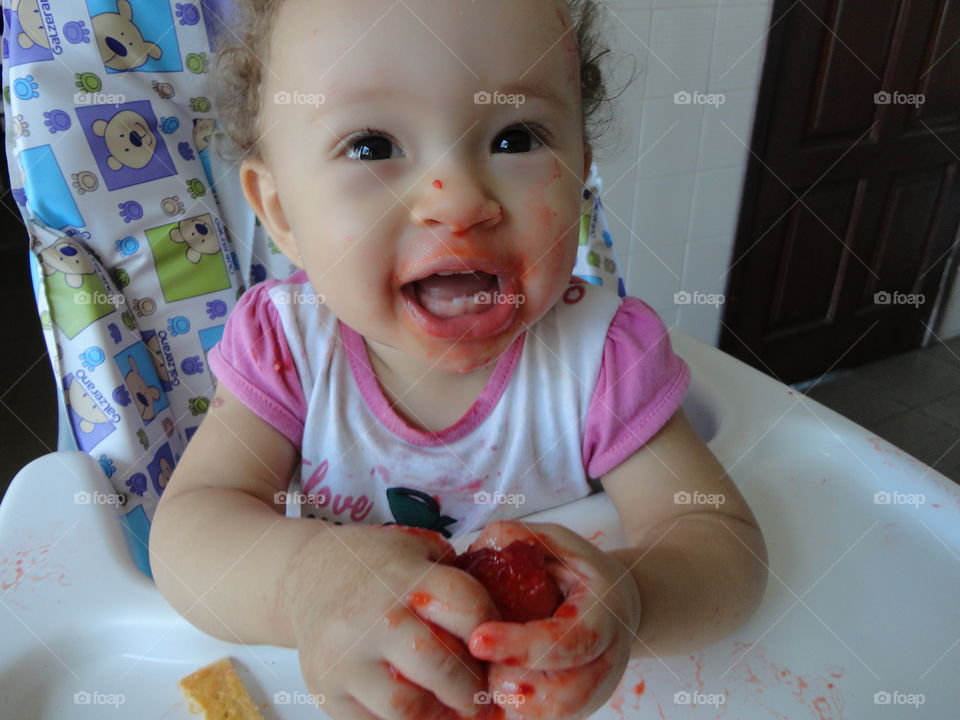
[601,407,768,658]
[150,383,497,718]
[150,381,321,646]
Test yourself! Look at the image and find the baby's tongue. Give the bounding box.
[412,271,498,318]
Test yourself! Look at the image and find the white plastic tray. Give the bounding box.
[2,332,959,718]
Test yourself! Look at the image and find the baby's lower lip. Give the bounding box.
[400,274,520,340]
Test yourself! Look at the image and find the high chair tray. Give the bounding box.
[1,331,959,718]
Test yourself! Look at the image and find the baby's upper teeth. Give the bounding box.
[437,271,458,276]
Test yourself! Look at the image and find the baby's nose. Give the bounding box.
[410,177,503,234]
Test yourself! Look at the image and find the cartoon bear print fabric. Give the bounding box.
[2,0,624,578]
[0,0,291,577]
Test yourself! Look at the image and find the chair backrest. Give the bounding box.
[3,0,625,577]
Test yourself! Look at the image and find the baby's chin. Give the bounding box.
[401,332,520,375]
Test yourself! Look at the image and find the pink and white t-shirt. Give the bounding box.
[208,270,690,537]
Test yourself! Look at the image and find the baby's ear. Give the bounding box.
[239,157,302,268]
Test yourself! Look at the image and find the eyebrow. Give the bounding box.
[313,79,570,115]
[497,80,571,112]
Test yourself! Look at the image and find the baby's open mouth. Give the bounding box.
[398,262,519,340]
[404,270,500,319]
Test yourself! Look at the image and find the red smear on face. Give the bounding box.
[453,539,563,623]
[516,682,536,697]
[561,32,580,89]
[433,179,444,189]
[634,679,645,695]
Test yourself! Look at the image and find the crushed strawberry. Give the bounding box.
[454,539,563,623]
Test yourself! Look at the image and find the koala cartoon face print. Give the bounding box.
[91,0,162,71]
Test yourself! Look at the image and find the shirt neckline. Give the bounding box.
[338,320,525,447]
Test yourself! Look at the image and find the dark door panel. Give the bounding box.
[721,0,960,383]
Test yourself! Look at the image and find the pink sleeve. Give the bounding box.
[207,281,307,449]
[583,298,691,478]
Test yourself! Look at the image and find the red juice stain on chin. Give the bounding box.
[433,179,444,189]
[634,679,645,695]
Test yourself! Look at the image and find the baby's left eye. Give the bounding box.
[344,130,403,161]
[493,124,549,154]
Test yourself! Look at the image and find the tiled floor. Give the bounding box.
[795,335,960,484]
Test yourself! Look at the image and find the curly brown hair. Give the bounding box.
[213,0,629,163]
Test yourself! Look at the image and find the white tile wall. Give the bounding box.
[592,0,775,345]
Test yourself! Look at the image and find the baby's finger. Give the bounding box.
[467,558,608,668]
[488,639,626,720]
[466,520,541,552]
[468,609,610,671]
[382,612,488,717]
[385,525,458,563]
[355,661,460,720]
[326,694,384,720]
[406,565,502,644]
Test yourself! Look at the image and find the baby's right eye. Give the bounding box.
[343,128,403,161]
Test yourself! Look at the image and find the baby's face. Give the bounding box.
[246,0,591,373]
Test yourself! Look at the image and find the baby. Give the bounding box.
[150,1,768,718]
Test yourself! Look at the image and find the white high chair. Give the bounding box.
[2,1,959,718]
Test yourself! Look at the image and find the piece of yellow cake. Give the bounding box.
[178,657,265,719]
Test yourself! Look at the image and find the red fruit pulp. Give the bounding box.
[454,539,563,623]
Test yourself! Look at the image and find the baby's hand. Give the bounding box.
[282,525,501,719]
[465,521,641,720]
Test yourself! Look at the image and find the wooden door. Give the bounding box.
[720,0,960,384]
